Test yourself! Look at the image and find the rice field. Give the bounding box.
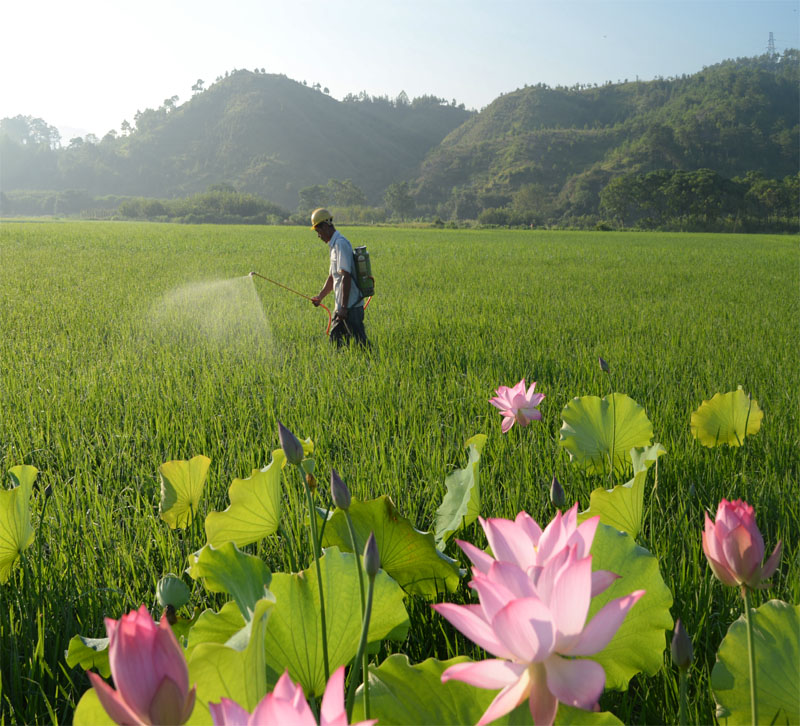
[1,221,797,724]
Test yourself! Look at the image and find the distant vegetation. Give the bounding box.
[116,184,289,225]
[1,52,797,231]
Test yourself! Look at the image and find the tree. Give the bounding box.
[191,79,205,94]
[450,188,480,220]
[298,184,329,211]
[327,179,366,206]
[0,115,60,148]
[383,182,415,219]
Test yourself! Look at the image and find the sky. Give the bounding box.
[2,0,798,141]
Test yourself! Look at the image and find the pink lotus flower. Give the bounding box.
[702,498,782,589]
[433,511,644,726]
[87,604,196,725]
[457,505,620,597]
[209,666,376,726]
[490,379,545,433]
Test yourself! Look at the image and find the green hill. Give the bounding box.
[414,52,798,219]
[1,52,797,227]
[0,71,471,208]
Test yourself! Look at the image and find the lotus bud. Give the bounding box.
[549,474,566,508]
[702,498,782,589]
[364,532,380,580]
[87,605,196,725]
[599,356,610,373]
[330,469,351,510]
[671,619,693,671]
[277,420,304,466]
[157,574,191,610]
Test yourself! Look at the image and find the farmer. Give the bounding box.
[309,208,368,347]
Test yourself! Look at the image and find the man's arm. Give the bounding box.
[311,275,333,306]
[337,270,352,318]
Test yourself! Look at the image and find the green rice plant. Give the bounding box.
[0,221,797,723]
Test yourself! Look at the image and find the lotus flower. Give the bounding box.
[490,379,545,433]
[87,605,195,725]
[702,498,782,589]
[433,510,644,726]
[209,667,376,726]
[456,504,619,597]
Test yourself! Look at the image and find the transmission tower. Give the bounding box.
[767,32,776,56]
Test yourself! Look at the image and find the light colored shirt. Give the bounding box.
[328,230,363,310]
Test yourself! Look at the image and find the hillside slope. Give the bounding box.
[0,71,471,207]
[414,52,799,214]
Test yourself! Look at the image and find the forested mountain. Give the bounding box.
[414,52,798,222]
[1,52,797,229]
[0,70,471,208]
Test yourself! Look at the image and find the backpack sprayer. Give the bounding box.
[249,244,373,337]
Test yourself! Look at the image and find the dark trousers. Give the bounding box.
[329,306,368,347]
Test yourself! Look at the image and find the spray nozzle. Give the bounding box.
[249,271,255,277]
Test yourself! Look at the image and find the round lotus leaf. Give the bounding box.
[559,394,653,475]
[690,387,763,447]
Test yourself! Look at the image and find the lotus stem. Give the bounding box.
[343,510,369,717]
[678,669,688,726]
[345,567,374,721]
[302,469,330,682]
[344,511,366,615]
[346,534,378,721]
[741,587,758,726]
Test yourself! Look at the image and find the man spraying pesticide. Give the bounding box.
[249,209,373,342]
[309,208,371,347]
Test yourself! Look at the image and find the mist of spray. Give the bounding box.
[148,276,272,353]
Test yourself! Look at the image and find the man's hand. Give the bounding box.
[311,295,322,307]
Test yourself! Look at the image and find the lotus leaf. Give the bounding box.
[711,599,799,725]
[578,444,666,539]
[187,597,273,721]
[65,635,110,678]
[690,387,763,447]
[588,523,674,689]
[559,394,653,475]
[265,546,409,697]
[0,465,37,583]
[186,542,272,621]
[353,654,622,725]
[72,690,116,726]
[434,434,487,548]
[187,601,245,656]
[204,450,284,548]
[320,496,461,596]
[159,455,211,529]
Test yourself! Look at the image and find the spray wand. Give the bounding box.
[249,271,332,335]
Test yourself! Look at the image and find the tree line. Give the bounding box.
[2,170,796,233]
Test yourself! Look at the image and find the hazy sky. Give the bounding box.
[2,0,797,140]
